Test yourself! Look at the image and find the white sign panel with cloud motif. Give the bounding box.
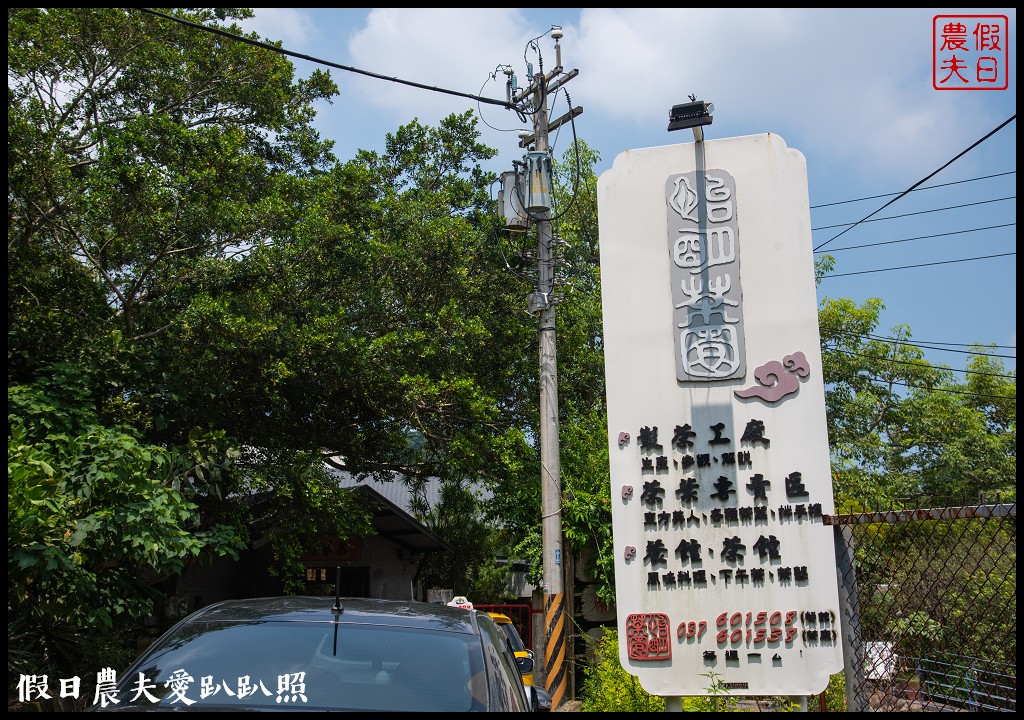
[598,133,843,697]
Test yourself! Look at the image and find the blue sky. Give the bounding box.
[240,8,1016,375]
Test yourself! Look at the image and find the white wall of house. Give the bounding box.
[360,534,418,600]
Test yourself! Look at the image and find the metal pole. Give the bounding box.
[834,524,866,712]
[532,70,568,711]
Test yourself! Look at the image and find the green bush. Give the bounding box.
[578,628,664,712]
[578,628,743,712]
[680,672,739,712]
[823,671,847,712]
[577,627,847,712]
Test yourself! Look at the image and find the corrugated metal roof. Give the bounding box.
[325,465,491,517]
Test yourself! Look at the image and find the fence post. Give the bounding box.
[968,659,977,710]
[834,523,866,712]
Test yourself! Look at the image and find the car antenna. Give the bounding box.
[331,565,343,657]
[332,565,344,615]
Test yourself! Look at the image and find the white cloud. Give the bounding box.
[571,8,1013,183]
[247,8,1013,186]
[241,8,318,47]
[346,8,535,128]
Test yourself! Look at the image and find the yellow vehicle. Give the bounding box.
[488,612,534,687]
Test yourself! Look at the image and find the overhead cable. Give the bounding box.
[812,196,1014,231]
[136,8,515,109]
[813,114,1017,252]
[818,251,1015,278]
[810,170,1015,209]
[816,223,1014,253]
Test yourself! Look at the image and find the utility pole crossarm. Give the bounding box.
[543,68,577,96]
[518,105,583,149]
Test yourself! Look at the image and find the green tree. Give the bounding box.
[892,350,1015,501]
[817,268,1015,508]
[8,364,244,680]
[8,5,357,575]
[547,140,615,604]
[817,256,1015,674]
[9,8,543,622]
[8,8,336,381]
[7,7,358,681]
[410,478,517,601]
[475,138,618,604]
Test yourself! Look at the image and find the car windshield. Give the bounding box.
[110,621,488,711]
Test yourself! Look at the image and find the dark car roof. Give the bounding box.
[183,596,480,633]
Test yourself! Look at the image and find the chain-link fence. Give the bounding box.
[828,500,1016,712]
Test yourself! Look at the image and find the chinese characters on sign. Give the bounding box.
[667,170,745,381]
[631,420,819,588]
[619,418,839,665]
[17,669,308,708]
[933,15,1009,90]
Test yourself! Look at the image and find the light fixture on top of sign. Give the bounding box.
[667,96,714,142]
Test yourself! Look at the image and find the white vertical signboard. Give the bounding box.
[597,134,843,697]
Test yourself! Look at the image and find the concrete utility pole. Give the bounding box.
[535,92,565,710]
[508,26,581,710]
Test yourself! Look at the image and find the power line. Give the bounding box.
[811,196,1014,231]
[845,376,1016,402]
[906,343,1016,359]
[136,8,515,109]
[865,335,1015,352]
[891,342,1014,359]
[813,114,1017,252]
[810,170,1015,209]
[827,348,1017,380]
[829,330,1016,357]
[818,251,1015,278]
[815,223,1014,253]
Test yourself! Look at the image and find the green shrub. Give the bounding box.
[823,671,847,712]
[579,628,664,712]
[679,672,739,712]
[578,629,745,712]
[577,627,847,712]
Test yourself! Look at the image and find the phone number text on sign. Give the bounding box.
[628,607,840,660]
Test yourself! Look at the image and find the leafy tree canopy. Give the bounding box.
[8,364,244,677]
[8,7,542,646]
[817,263,1015,508]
